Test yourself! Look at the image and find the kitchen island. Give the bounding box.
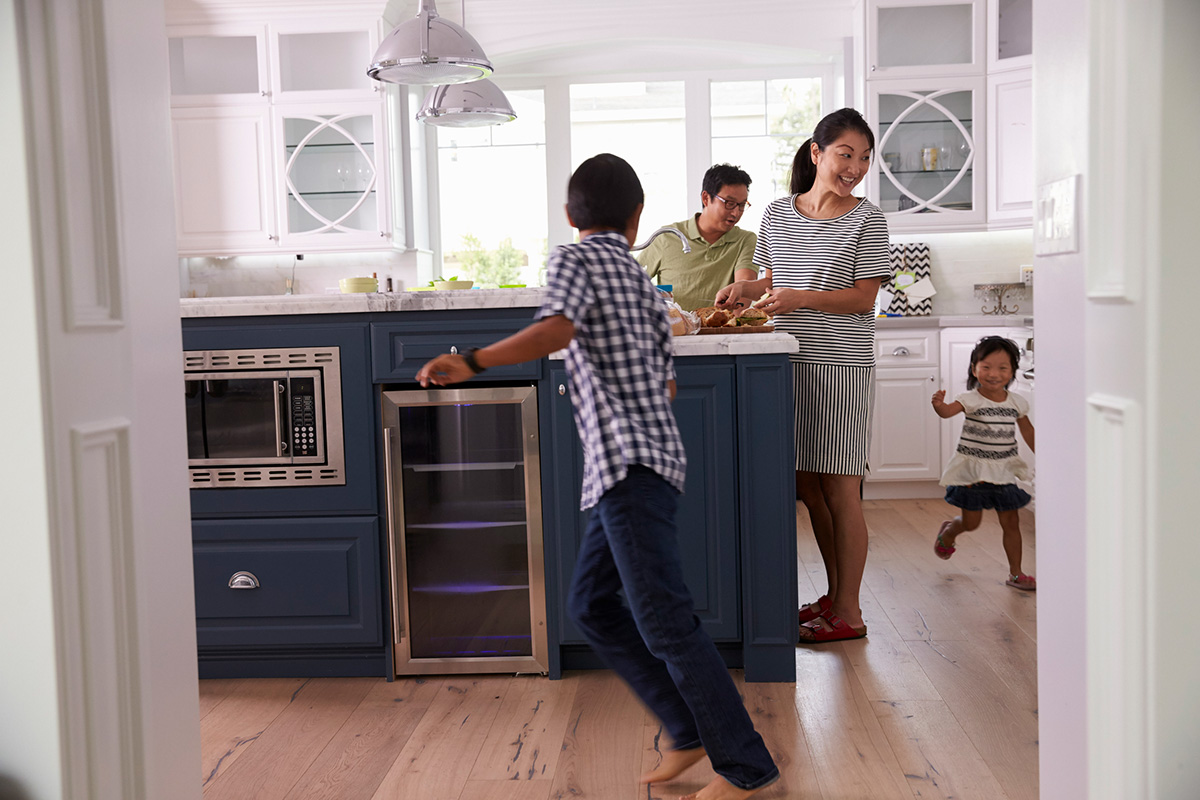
[182,289,799,682]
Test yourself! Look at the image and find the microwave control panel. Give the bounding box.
[290,377,318,457]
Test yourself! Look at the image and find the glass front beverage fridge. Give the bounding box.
[381,386,548,675]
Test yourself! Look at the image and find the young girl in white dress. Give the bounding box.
[930,336,1037,590]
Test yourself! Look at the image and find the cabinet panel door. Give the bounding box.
[869,367,942,480]
[545,363,739,645]
[172,106,276,254]
[987,70,1033,227]
[192,516,380,648]
[371,318,541,383]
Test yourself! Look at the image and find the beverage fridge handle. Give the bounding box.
[383,427,403,643]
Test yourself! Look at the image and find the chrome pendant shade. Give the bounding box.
[418,79,517,127]
[367,0,493,86]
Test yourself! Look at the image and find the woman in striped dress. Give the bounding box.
[715,108,890,643]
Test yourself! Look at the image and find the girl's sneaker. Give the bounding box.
[1006,573,1037,591]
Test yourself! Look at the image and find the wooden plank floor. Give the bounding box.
[198,498,1038,800]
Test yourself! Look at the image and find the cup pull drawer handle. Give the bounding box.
[228,571,260,590]
[892,346,910,356]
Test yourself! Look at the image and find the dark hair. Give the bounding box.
[966,336,1021,390]
[789,107,876,194]
[702,163,752,197]
[567,153,644,231]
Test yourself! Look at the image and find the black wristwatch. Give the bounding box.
[461,347,486,375]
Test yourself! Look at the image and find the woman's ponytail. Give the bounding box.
[789,138,817,195]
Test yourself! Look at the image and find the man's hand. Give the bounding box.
[715,281,750,309]
[416,354,476,387]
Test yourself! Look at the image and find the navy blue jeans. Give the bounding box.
[567,465,779,791]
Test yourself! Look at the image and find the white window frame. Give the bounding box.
[423,64,838,277]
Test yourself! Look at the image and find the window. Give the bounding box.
[710,78,822,235]
[570,81,688,231]
[436,89,547,288]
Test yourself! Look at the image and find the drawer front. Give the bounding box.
[875,330,938,367]
[371,319,541,382]
[192,516,380,648]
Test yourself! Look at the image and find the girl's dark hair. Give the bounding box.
[567,153,644,231]
[789,107,876,195]
[966,336,1021,390]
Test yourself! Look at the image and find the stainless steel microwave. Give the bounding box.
[184,347,345,488]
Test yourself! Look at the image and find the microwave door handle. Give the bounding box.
[275,380,287,456]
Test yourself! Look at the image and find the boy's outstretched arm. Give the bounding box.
[931,389,964,418]
[1017,416,1035,452]
[416,314,576,387]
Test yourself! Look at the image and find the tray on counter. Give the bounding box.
[697,326,775,334]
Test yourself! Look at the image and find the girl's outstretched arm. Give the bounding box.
[1017,416,1035,452]
[931,389,964,418]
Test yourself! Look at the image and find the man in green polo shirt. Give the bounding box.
[636,163,758,311]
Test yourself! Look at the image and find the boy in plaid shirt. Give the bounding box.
[417,154,777,800]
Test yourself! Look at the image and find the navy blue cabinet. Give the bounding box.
[371,309,542,384]
[540,357,793,680]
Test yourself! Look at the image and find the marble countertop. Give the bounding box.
[180,287,547,317]
[181,290,798,357]
[876,314,1033,329]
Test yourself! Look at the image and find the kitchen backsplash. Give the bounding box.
[182,228,1033,318]
[889,228,1034,317]
[181,250,423,298]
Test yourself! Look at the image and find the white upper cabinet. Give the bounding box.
[866,0,986,79]
[864,0,1030,231]
[988,0,1033,72]
[868,77,986,231]
[166,12,392,256]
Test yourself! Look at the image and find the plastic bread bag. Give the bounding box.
[663,296,701,336]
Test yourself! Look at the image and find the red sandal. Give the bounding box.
[798,594,832,624]
[797,611,867,644]
[1006,573,1037,591]
[933,520,957,560]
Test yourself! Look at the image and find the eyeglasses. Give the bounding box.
[712,194,751,211]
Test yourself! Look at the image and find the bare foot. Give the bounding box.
[640,746,707,784]
[679,775,770,800]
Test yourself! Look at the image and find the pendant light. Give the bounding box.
[368,0,493,86]
[418,78,517,127]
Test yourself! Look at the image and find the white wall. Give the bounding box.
[1033,0,1090,793]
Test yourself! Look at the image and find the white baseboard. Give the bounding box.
[862,480,945,500]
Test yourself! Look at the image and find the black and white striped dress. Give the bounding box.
[753,196,891,475]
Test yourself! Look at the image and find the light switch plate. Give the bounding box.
[1034,174,1080,255]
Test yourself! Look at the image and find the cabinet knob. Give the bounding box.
[892,346,910,356]
[228,571,260,590]
[267,234,278,242]
[450,345,459,355]
[260,90,270,97]
[558,384,566,396]
[930,375,936,382]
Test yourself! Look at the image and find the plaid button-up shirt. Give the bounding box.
[536,231,687,509]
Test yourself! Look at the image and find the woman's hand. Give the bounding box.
[754,287,805,315]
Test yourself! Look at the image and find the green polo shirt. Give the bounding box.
[636,215,757,311]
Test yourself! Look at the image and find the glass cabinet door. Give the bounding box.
[989,0,1033,71]
[868,0,985,78]
[869,79,985,230]
[167,30,267,104]
[274,29,377,98]
[276,104,386,245]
